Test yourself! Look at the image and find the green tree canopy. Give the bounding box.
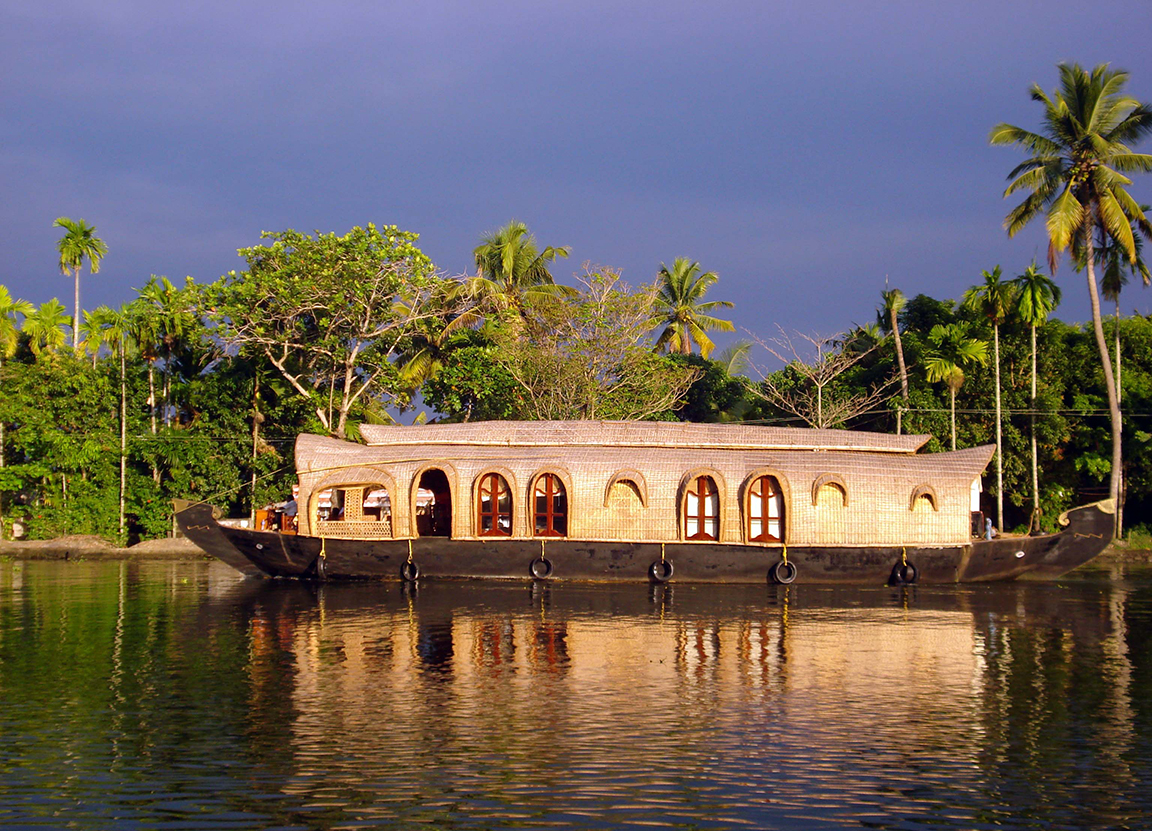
[653,258,734,358]
[204,224,450,439]
[53,217,107,349]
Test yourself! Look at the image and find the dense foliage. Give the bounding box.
[4,217,1151,543]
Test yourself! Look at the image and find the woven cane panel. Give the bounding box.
[810,484,847,545]
[601,481,645,540]
[315,518,393,539]
[359,421,929,454]
[294,430,992,546]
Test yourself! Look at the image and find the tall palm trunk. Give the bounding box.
[1029,323,1040,533]
[250,374,260,525]
[1085,231,1123,539]
[949,385,957,451]
[0,354,5,538]
[119,342,126,542]
[73,266,82,349]
[148,363,159,484]
[1115,300,1123,534]
[148,365,157,434]
[993,322,1003,532]
[890,307,908,401]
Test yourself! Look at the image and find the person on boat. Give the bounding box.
[283,496,298,531]
[984,518,997,540]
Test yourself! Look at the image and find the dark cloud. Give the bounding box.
[3,0,1151,345]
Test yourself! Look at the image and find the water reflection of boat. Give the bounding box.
[176,421,1113,585]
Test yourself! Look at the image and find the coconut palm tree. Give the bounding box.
[23,299,70,358]
[991,62,1152,537]
[1088,207,1151,402]
[85,304,136,540]
[1012,263,1062,532]
[653,258,735,358]
[136,276,194,427]
[963,266,1017,531]
[0,286,34,538]
[923,322,988,452]
[878,288,909,402]
[53,217,108,349]
[469,221,571,318]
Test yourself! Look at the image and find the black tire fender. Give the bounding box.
[530,557,554,580]
[770,560,797,585]
[400,560,420,582]
[649,560,674,583]
[888,561,917,586]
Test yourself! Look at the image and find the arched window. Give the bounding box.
[912,494,935,513]
[477,473,512,537]
[533,474,567,537]
[748,475,785,542]
[684,476,719,541]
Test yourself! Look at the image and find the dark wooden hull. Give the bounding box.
[175,500,1113,585]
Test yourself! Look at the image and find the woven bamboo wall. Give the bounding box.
[294,425,993,546]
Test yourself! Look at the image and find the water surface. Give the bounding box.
[2,559,1151,829]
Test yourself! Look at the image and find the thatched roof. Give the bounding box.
[358,421,930,454]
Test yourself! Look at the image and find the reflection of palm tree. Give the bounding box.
[0,286,34,536]
[23,299,70,358]
[923,323,988,451]
[53,217,107,349]
[469,221,570,317]
[991,62,1152,536]
[963,266,1016,531]
[654,258,734,358]
[878,288,908,401]
[1012,264,1061,531]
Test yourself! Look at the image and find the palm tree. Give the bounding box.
[878,288,909,402]
[1012,263,1062,532]
[0,286,34,538]
[469,221,571,318]
[1089,207,1150,402]
[136,276,194,427]
[23,299,70,358]
[991,62,1152,537]
[85,304,136,541]
[653,258,735,358]
[923,322,988,452]
[963,266,1017,532]
[53,217,108,349]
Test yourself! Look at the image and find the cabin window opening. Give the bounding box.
[913,494,935,513]
[533,474,567,537]
[748,475,785,542]
[417,469,452,537]
[684,476,720,541]
[815,482,846,509]
[361,486,391,522]
[478,473,513,537]
[317,488,345,521]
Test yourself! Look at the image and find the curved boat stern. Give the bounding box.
[173,499,266,578]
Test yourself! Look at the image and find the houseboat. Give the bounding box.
[175,421,1114,584]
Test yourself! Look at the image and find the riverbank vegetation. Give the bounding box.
[1,242,1148,544]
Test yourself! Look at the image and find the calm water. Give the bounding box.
[2,560,1152,830]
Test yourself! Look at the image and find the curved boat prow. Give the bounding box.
[1014,499,1115,581]
[173,499,265,578]
[959,499,1114,583]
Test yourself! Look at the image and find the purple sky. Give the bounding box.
[4,0,1152,348]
